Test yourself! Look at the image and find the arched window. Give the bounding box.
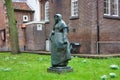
[71,0,78,16]
[45,1,50,22]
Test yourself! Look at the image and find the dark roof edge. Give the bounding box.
[14,9,35,12]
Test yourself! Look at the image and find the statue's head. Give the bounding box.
[54,14,62,23]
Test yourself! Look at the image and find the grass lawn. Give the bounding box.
[0,52,120,80]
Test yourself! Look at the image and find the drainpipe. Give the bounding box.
[96,0,100,54]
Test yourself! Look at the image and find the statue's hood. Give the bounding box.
[54,14,62,20]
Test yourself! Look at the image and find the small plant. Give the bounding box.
[101,75,107,80]
[110,64,119,70]
[2,68,12,72]
[109,72,116,78]
[4,57,10,61]
[82,59,87,63]
[4,68,11,72]
[0,53,120,80]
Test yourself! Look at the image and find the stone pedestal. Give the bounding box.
[47,66,73,74]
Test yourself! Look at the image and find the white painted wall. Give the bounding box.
[12,0,27,2]
[46,40,50,51]
[27,0,40,21]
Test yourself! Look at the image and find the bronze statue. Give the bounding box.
[49,14,71,67]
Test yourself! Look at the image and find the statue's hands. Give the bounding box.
[51,31,55,35]
[64,42,67,44]
[51,32,54,35]
[63,40,67,44]
[63,40,67,48]
[49,31,54,42]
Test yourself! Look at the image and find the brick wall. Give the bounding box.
[25,23,46,51]
[14,10,34,25]
[0,0,6,30]
[0,0,10,51]
[0,1,35,51]
[98,0,120,54]
[44,0,120,54]
[45,0,97,54]
[14,10,34,51]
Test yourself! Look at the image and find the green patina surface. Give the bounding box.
[49,14,71,67]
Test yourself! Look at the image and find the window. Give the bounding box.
[23,15,28,22]
[71,0,78,16]
[45,1,50,22]
[0,30,5,41]
[112,0,119,16]
[104,0,110,15]
[104,0,119,16]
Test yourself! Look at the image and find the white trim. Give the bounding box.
[1,31,5,41]
[72,0,77,2]
[46,40,50,51]
[104,0,111,15]
[24,21,45,25]
[45,1,50,22]
[23,15,28,22]
[12,0,27,2]
[71,0,78,16]
[112,0,119,16]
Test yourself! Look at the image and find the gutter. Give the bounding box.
[24,21,45,25]
[96,0,100,54]
[14,9,35,12]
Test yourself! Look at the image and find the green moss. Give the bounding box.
[5,0,19,54]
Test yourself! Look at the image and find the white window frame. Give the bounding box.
[45,1,50,22]
[112,0,119,16]
[71,0,78,16]
[104,0,111,15]
[23,15,28,22]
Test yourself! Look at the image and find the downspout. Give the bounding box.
[96,0,100,54]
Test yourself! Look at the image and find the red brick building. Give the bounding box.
[0,1,6,48]
[41,0,120,54]
[0,1,34,51]
[0,0,9,51]
[1,0,120,54]
[13,2,34,51]
[13,2,46,51]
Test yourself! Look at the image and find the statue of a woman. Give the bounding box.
[49,14,71,67]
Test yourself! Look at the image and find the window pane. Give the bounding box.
[45,1,50,21]
[104,0,110,15]
[71,0,78,16]
[112,0,118,16]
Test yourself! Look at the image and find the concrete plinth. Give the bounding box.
[47,66,73,74]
